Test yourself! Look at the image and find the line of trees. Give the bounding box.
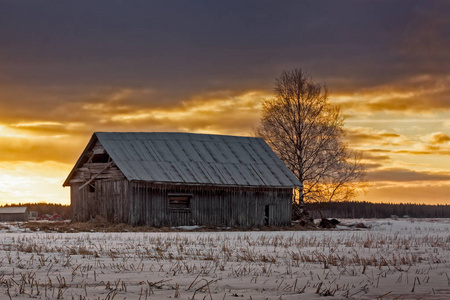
[306,201,450,219]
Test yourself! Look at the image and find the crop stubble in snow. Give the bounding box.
[0,219,449,299]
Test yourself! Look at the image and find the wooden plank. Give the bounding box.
[78,161,114,190]
[74,179,293,227]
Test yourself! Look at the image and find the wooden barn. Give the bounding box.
[63,132,301,227]
[0,207,29,222]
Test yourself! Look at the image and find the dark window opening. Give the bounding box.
[91,153,110,163]
[264,205,270,226]
[169,195,191,211]
[88,184,95,193]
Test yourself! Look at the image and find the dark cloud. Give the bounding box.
[362,152,391,162]
[396,3,450,59]
[336,75,450,112]
[344,128,406,146]
[346,131,400,142]
[365,149,450,157]
[1,0,448,94]
[346,128,450,157]
[363,163,384,171]
[367,168,450,182]
[0,136,85,164]
[368,149,392,154]
[394,150,433,155]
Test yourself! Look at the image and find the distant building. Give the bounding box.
[29,211,38,220]
[64,132,301,227]
[0,207,29,222]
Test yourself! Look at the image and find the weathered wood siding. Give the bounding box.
[0,212,28,222]
[96,180,130,223]
[130,182,292,227]
[71,180,130,223]
[68,141,125,185]
[70,182,91,222]
[71,180,292,226]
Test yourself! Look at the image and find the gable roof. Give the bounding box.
[64,132,301,188]
[0,207,28,214]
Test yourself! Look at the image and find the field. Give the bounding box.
[0,219,449,299]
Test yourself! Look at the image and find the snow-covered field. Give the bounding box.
[0,219,449,299]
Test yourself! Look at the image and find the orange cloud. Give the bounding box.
[333,75,450,113]
[344,127,410,147]
[429,132,450,145]
[362,152,391,162]
[0,89,269,164]
[0,122,88,163]
[345,126,450,159]
[0,135,84,164]
[1,82,450,205]
[82,89,267,136]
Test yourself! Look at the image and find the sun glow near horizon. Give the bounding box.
[0,161,70,205]
[0,85,449,205]
[1,1,450,206]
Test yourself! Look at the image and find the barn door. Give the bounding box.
[264,204,277,226]
[264,205,270,226]
[87,183,98,219]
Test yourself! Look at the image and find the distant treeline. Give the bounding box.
[306,201,450,219]
[3,201,449,221]
[2,203,71,219]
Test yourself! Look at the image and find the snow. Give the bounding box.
[172,225,203,230]
[0,219,449,299]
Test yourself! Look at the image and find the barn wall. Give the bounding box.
[71,180,293,226]
[0,212,28,222]
[71,182,93,222]
[130,182,292,227]
[96,180,130,223]
[71,180,130,223]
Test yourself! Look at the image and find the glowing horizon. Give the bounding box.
[1,86,449,206]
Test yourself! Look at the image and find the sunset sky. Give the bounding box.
[1,1,449,205]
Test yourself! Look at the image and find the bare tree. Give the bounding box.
[257,68,366,212]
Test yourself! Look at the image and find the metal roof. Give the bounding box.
[0,207,28,214]
[66,132,301,188]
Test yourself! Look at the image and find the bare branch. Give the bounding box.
[257,68,367,206]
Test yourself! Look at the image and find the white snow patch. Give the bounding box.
[172,225,203,230]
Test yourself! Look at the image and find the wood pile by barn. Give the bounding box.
[64,132,301,227]
[0,207,29,222]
